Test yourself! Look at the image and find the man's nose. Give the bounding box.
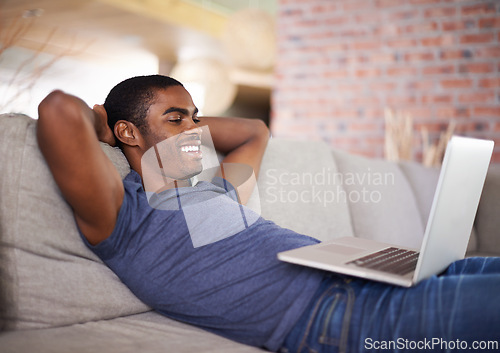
[183,125,202,137]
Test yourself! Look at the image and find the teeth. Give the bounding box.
[181,145,200,153]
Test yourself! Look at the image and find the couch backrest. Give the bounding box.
[475,164,500,255]
[331,149,426,249]
[257,139,354,242]
[0,113,149,331]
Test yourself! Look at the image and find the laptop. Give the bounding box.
[278,136,494,287]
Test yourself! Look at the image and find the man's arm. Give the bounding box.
[37,90,124,245]
[198,116,269,178]
[198,116,269,204]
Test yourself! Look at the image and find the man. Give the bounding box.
[37,75,500,353]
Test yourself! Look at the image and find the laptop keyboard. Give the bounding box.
[347,247,419,275]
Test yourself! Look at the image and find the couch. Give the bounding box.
[1,113,499,352]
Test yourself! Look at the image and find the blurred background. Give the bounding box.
[1,0,499,163]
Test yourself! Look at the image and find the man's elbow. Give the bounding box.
[38,90,75,121]
[252,119,270,141]
[37,90,90,148]
[38,90,90,132]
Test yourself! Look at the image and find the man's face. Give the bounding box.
[140,85,203,182]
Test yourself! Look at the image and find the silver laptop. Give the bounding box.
[278,136,494,287]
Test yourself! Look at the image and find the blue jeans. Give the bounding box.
[280,257,500,353]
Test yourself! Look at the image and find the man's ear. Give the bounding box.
[114,120,142,147]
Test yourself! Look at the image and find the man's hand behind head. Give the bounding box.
[93,104,116,146]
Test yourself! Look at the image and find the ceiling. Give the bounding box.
[185,0,276,16]
[0,0,276,84]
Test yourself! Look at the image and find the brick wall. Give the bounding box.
[272,0,500,162]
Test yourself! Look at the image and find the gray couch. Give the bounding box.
[1,113,499,352]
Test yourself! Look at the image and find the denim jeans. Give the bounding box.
[280,257,500,353]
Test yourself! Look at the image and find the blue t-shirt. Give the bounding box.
[80,171,324,351]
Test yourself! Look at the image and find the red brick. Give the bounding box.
[324,43,349,52]
[458,92,495,103]
[457,121,492,132]
[407,80,436,90]
[421,35,455,46]
[349,122,380,131]
[365,136,386,146]
[478,18,500,29]
[404,107,434,120]
[311,4,337,13]
[364,108,386,120]
[386,95,418,105]
[388,10,420,21]
[354,12,383,24]
[424,6,457,18]
[352,96,380,106]
[351,41,383,51]
[423,65,455,75]
[342,0,371,12]
[332,108,359,119]
[474,46,500,59]
[474,106,500,117]
[386,38,419,48]
[369,82,397,91]
[404,52,435,62]
[387,67,419,76]
[461,3,497,16]
[324,17,349,26]
[415,122,453,133]
[459,62,495,74]
[440,49,473,60]
[375,0,403,8]
[325,70,350,79]
[435,106,471,119]
[440,79,474,89]
[442,20,476,31]
[479,78,500,88]
[306,57,331,66]
[336,84,364,93]
[410,0,441,4]
[402,22,439,34]
[356,68,382,78]
[422,95,453,104]
[373,24,399,37]
[306,110,329,119]
[369,52,397,64]
[307,31,336,40]
[460,33,495,44]
[340,29,370,38]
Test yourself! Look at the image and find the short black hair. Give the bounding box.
[103,75,183,136]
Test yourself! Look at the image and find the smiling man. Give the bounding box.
[37,75,500,353]
[36,75,324,351]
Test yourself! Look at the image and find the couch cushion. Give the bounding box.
[258,139,354,242]
[331,149,424,248]
[0,312,261,353]
[0,113,149,331]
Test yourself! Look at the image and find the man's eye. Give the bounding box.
[193,116,201,124]
[168,116,182,123]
